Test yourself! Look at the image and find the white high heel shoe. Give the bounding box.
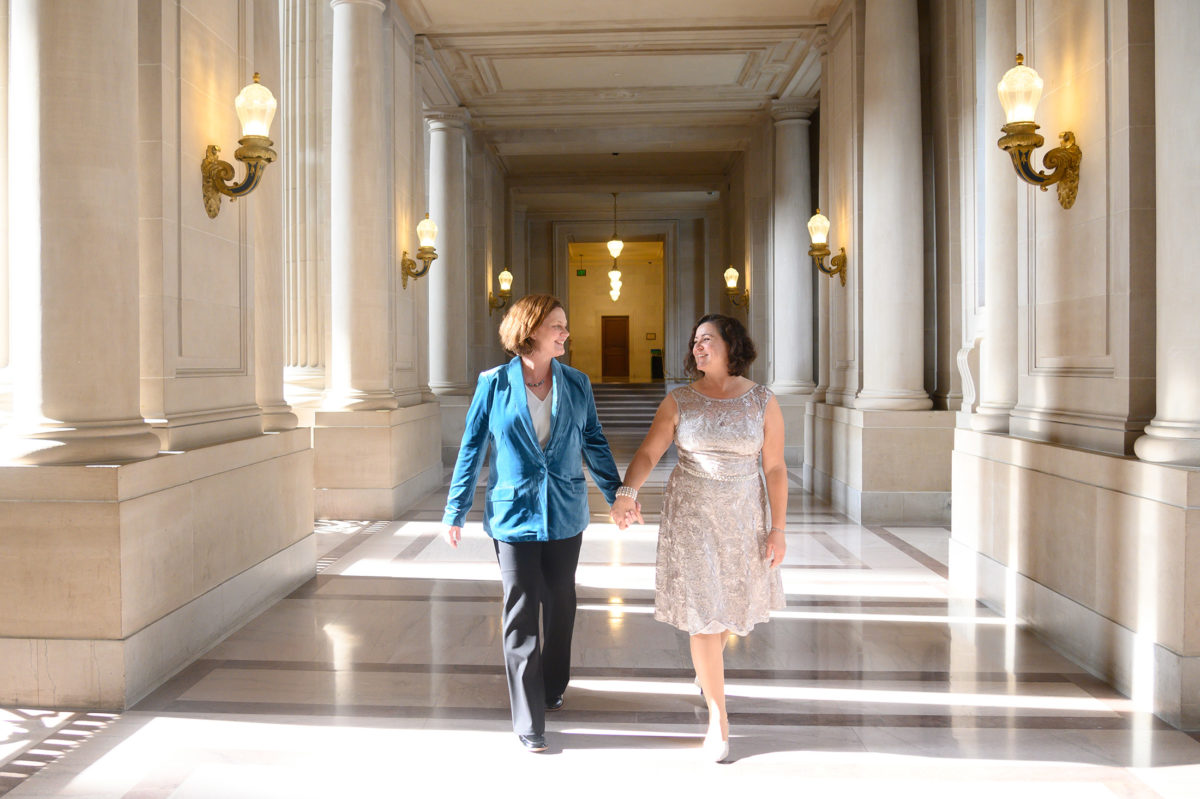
[702,720,729,762]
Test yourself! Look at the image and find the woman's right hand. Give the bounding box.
[610,496,641,528]
[444,525,463,548]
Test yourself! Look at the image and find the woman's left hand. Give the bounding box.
[765,527,787,568]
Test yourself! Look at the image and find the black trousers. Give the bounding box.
[493,533,583,737]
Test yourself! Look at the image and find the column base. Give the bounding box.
[321,389,400,412]
[313,402,444,519]
[855,389,933,411]
[804,402,955,523]
[0,418,161,465]
[970,404,1013,433]
[0,429,314,708]
[261,403,300,432]
[1134,421,1200,466]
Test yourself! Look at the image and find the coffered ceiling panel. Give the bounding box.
[395,0,832,189]
[492,54,749,92]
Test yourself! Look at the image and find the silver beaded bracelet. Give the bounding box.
[615,485,638,500]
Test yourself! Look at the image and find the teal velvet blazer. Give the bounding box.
[442,357,621,543]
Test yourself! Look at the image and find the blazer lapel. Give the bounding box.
[507,357,544,458]
[546,359,568,450]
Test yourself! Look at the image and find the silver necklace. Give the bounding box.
[525,372,548,388]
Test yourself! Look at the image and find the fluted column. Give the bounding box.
[283,0,326,375]
[770,100,816,396]
[857,0,932,411]
[1135,0,1200,465]
[972,0,1018,432]
[0,0,160,465]
[254,0,297,432]
[324,0,397,410]
[427,109,471,395]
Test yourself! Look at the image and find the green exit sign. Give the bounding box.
[576,269,587,276]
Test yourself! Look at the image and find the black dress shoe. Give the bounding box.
[545,695,564,711]
[518,733,547,752]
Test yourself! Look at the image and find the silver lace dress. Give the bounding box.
[654,383,785,636]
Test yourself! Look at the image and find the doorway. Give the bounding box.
[601,316,630,380]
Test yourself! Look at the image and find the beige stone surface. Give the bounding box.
[0,638,125,707]
[0,501,123,638]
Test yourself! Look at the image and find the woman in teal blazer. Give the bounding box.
[442,294,622,753]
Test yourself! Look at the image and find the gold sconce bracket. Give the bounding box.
[400,247,438,289]
[809,242,847,286]
[997,122,1081,209]
[201,137,276,219]
[488,290,511,315]
[726,287,750,307]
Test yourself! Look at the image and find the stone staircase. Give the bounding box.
[590,382,673,463]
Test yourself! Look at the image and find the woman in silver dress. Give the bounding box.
[611,314,787,761]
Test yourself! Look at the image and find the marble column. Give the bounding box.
[427,109,471,395]
[770,100,816,396]
[972,0,1018,433]
[254,0,297,432]
[856,0,932,411]
[0,0,160,464]
[283,0,327,376]
[324,0,397,411]
[1134,0,1200,465]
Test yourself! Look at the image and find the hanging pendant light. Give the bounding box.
[607,193,624,259]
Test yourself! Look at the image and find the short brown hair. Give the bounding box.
[499,294,564,356]
[684,313,757,378]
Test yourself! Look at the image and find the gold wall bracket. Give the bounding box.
[201,136,276,218]
[400,247,438,289]
[488,290,511,315]
[810,243,847,286]
[997,122,1082,209]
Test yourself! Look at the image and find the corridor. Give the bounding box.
[4,449,1200,798]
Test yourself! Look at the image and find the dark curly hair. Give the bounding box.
[684,313,757,378]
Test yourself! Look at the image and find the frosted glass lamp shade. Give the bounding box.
[997,54,1043,125]
[498,268,513,292]
[723,266,740,290]
[607,237,624,259]
[807,210,830,246]
[417,214,438,247]
[235,74,277,138]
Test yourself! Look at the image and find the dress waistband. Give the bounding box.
[675,460,759,483]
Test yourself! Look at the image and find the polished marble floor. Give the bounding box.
[4,453,1200,797]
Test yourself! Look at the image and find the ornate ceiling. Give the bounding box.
[396,0,833,207]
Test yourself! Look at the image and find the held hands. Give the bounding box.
[765,527,787,568]
[610,496,643,529]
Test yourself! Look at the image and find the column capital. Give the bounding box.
[770,98,817,122]
[426,107,470,128]
[330,0,385,11]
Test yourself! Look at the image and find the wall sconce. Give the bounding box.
[202,73,277,219]
[807,209,846,285]
[608,260,622,302]
[723,266,749,307]
[401,214,439,288]
[489,268,513,314]
[996,54,1081,209]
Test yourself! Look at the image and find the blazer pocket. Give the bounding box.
[490,486,517,502]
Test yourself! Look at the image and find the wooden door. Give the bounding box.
[601,316,630,379]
